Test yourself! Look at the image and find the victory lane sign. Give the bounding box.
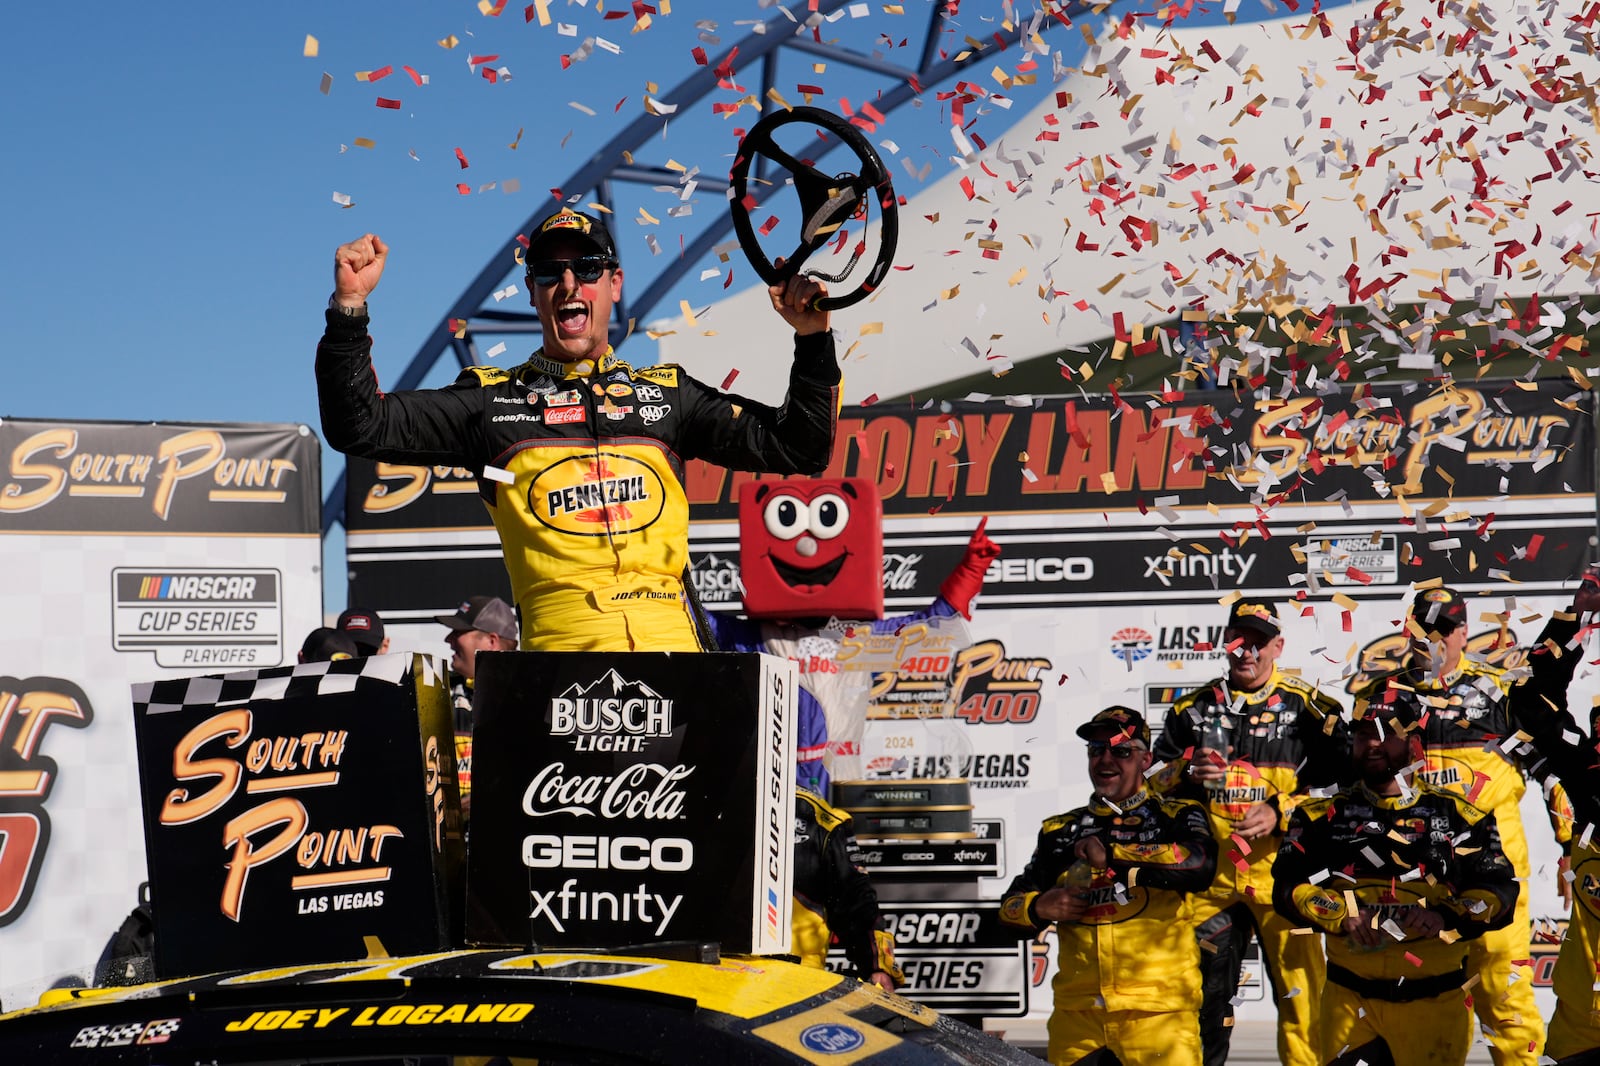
[465,652,796,955]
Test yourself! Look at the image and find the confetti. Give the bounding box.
[303,35,319,58]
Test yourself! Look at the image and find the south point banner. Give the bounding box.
[0,418,322,1008]
[345,381,1596,1020]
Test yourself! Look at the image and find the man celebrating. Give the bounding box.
[1273,689,1518,1066]
[1152,600,1349,1066]
[1357,585,1553,1064]
[316,210,836,652]
[1002,707,1217,1066]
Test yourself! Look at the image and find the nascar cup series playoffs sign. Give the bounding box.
[465,652,795,955]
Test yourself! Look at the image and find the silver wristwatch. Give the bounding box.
[328,295,368,316]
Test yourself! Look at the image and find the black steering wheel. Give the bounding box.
[728,105,899,312]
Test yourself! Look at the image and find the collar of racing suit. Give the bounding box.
[1354,779,1425,810]
[1089,787,1151,815]
[522,346,621,380]
[1226,664,1282,705]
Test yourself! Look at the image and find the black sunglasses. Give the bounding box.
[1086,741,1143,760]
[527,257,616,285]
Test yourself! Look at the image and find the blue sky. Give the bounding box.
[0,0,1315,612]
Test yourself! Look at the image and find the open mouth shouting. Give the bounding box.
[555,297,590,338]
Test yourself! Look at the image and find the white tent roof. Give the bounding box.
[656,0,1600,405]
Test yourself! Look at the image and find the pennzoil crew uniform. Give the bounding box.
[1358,656,1557,1064]
[1152,667,1349,1066]
[1499,611,1600,1060]
[791,789,902,985]
[1001,788,1217,1066]
[316,315,839,652]
[1272,781,1517,1066]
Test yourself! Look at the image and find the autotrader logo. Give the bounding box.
[799,1023,866,1055]
[1109,627,1154,670]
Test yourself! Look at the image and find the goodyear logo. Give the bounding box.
[529,453,665,536]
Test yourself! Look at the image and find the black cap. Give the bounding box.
[1409,586,1468,633]
[336,608,385,655]
[300,627,358,663]
[1227,599,1280,638]
[527,208,619,264]
[434,595,518,643]
[1075,706,1151,747]
[1355,684,1424,730]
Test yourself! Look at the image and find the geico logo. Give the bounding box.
[521,834,693,872]
[901,852,935,861]
[983,557,1093,583]
[549,697,671,737]
[887,911,981,945]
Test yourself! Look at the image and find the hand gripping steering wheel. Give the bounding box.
[729,106,898,312]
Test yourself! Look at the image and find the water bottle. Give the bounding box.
[1199,715,1231,792]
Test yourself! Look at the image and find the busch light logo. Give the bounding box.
[690,553,744,605]
[550,669,673,753]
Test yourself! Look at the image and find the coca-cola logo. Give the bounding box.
[521,761,693,820]
[882,553,923,591]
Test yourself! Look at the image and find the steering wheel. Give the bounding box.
[729,106,899,312]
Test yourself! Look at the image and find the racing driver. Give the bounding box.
[316,210,836,651]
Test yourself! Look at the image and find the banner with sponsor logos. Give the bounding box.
[131,654,462,977]
[344,381,1594,1020]
[0,418,322,1008]
[465,651,795,955]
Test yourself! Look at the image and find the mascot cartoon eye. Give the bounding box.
[763,494,810,540]
[808,493,851,540]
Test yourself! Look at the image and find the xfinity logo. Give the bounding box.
[1142,548,1257,586]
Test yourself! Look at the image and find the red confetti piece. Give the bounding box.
[403,65,424,86]
[482,67,499,84]
[720,369,739,390]
[692,46,708,65]
[1528,534,1545,560]
[456,184,471,195]
[797,83,824,96]
[454,147,470,169]
[1404,952,1423,967]
[758,214,780,236]
[959,176,975,200]
[368,65,394,82]
[376,97,402,109]
[1345,566,1373,585]
[468,54,500,66]
[860,394,879,406]
[1341,610,1353,633]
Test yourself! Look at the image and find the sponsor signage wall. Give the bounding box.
[345,382,1595,1021]
[0,419,323,1009]
[465,652,795,954]
[131,654,463,976]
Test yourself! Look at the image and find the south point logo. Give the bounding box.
[550,668,673,753]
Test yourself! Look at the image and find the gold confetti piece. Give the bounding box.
[438,34,459,49]
[767,87,794,111]
[1007,267,1027,287]
[587,202,614,215]
[638,207,660,225]
[679,300,698,327]
[813,62,826,74]
[303,34,319,58]
[940,285,960,300]
[1100,472,1118,494]
[509,127,524,150]
[1332,593,1360,611]
[353,137,376,149]
[859,322,884,336]
[1218,590,1244,606]
[665,159,687,172]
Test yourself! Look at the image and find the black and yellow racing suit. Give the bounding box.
[316,310,839,651]
[1359,650,1561,1065]
[1273,781,1518,1066]
[1503,610,1600,1060]
[1152,667,1349,1066]
[1001,789,1217,1066]
[791,789,901,985]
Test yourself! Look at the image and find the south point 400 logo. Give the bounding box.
[549,669,674,753]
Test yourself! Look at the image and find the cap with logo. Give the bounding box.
[434,595,519,644]
[527,208,619,264]
[1355,684,1424,731]
[1075,705,1151,748]
[300,627,358,663]
[1227,599,1280,638]
[336,607,385,655]
[1409,586,1468,633]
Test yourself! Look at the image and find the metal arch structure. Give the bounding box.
[322,0,1086,534]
